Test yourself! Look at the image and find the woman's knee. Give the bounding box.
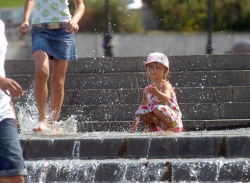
[36,68,49,80]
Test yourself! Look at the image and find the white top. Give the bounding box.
[0,20,15,121]
[31,0,72,24]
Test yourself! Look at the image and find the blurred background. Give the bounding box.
[1,0,250,59]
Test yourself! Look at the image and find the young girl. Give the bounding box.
[19,0,85,131]
[130,52,183,133]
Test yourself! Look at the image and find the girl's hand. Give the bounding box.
[19,23,29,36]
[65,20,79,34]
[0,77,23,98]
[145,83,158,95]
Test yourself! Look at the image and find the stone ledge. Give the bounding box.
[5,54,250,75]
[76,119,250,132]
[13,86,250,105]
[8,71,250,91]
[24,158,250,182]
[19,133,250,160]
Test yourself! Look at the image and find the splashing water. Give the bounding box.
[17,85,77,135]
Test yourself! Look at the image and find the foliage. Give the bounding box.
[5,0,250,32]
[143,0,207,31]
[143,0,250,32]
[69,0,143,33]
[213,0,250,31]
[0,0,24,8]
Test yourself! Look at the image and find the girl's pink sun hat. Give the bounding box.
[145,52,169,69]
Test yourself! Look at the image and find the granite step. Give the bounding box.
[19,131,250,160]
[76,119,250,132]
[57,102,250,121]
[13,86,250,105]
[15,101,250,132]
[21,120,250,182]
[5,54,250,75]
[7,70,250,91]
[11,54,250,182]
[24,158,250,182]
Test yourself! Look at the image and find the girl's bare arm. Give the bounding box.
[19,0,34,36]
[66,0,85,34]
[146,82,172,103]
[72,0,85,23]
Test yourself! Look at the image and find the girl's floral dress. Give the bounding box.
[134,81,183,132]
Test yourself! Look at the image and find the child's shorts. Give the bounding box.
[0,118,27,177]
[31,22,78,61]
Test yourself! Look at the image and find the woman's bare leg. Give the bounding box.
[0,175,25,183]
[33,51,50,131]
[49,58,68,123]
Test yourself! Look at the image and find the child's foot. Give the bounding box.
[33,122,47,132]
[33,116,48,132]
[143,126,161,133]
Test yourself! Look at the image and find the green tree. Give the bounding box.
[143,0,207,31]
[213,0,250,31]
[69,0,142,33]
[143,0,250,32]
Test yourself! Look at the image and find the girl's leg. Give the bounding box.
[152,109,173,128]
[140,113,158,130]
[0,176,25,183]
[33,51,50,130]
[49,58,68,123]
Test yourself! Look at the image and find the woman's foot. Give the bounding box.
[33,116,48,132]
[33,122,47,131]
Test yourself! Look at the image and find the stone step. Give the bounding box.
[5,54,250,75]
[15,101,250,122]
[56,102,250,121]
[19,131,250,160]
[18,119,250,134]
[24,158,250,182]
[76,119,250,132]
[8,70,250,91]
[13,86,250,105]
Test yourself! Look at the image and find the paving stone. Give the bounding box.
[226,136,250,158]
[127,137,150,158]
[233,86,250,102]
[219,103,250,119]
[79,138,125,159]
[19,135,250,160]
[6,54,250,75]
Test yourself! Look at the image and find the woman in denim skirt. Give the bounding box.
[19,0,85,131]
[0,19,27,183]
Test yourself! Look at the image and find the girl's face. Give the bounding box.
[146,62,168,79]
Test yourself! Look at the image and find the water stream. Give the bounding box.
[16,87,250,182]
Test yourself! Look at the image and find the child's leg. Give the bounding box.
[140,113,158,130]
[33,51,50,122]
[33,51,50,131]
[152,109,173,128]
[49,58,68,123]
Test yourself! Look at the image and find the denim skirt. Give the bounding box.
[0,118,27,177]
[31,23,78,61]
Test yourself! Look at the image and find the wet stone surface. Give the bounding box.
[20,130,250,160]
